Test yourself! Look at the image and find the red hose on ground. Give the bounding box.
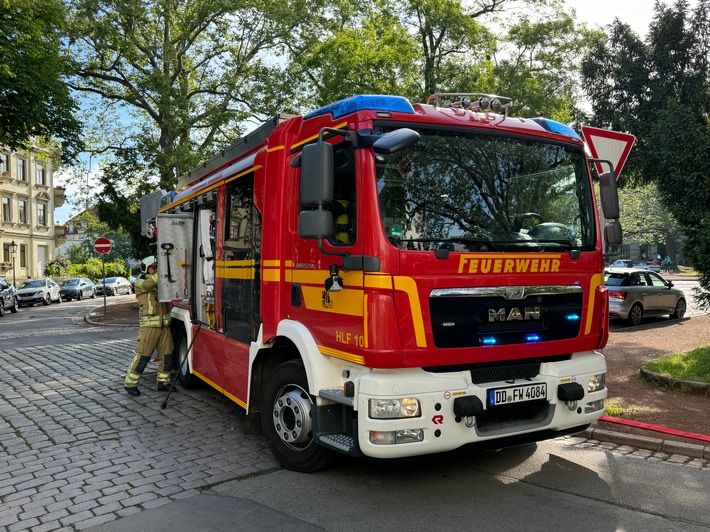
[601,415,710,443]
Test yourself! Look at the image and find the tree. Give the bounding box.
[0,0,82,163]
[581,0,710,307]
[66,0,316,190]
[617,184,683,262]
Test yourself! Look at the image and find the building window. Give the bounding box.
[2,196,12,222]
[36,164,46,185]
[20,244,27,267]
[37,203,46,226]
[2,243,8,262]
[18,199,27,223]
[0,153,7,174]
[17,159,26,181]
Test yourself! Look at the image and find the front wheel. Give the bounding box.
[261,360,333,473]
[627,303,643,326]
[10,297,18,313]
[43,293,51,306]
[77,291,83,301]
[671,299,686,319]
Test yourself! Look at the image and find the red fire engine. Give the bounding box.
[140,92,622,472]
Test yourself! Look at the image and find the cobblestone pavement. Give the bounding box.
[0,339,278,531]
[1,335,709,531]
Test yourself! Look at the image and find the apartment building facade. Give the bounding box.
[0,145,66,284]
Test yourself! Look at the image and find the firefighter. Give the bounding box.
[123,259,174,396]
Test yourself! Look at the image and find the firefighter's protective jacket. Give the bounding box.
[134,273,171,327]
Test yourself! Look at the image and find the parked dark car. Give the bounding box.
[0,277,19,316]
[605,267,686,326]
[95,277,133,296]
[17,278,62,306]
[59,278,96,301]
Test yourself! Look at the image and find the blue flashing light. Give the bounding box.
[482,337,498,346]
[530,118,581,141]
[565,313,581,321]
[525,334,541,343]
[305,95,416,120]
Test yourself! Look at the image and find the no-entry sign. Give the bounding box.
[94,237,112,254]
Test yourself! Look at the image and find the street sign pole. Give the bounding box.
[93,237,113,317]
[102,254,106,315]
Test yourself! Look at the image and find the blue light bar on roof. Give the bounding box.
[305,95,415,120]
[530,118,581,141]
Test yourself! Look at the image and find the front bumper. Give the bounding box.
[18,293,47,304]
[350,351,607,459]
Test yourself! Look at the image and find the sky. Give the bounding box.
[53,0,666,225]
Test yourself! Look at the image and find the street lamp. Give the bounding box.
[9,240,17,287]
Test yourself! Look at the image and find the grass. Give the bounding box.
[605,400,638,417]
[645,346,710,384]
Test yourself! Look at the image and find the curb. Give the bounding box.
[84,305,138,328]
[582,426,710,460]
[640,367,710,396]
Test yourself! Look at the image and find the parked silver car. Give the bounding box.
[605,267,686,326]
[17,278,62,307]
[95,277,133,296]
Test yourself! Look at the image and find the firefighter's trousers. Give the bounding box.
[124,325,175,388]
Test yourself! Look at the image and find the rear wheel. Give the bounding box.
[671,299,686,319]
[261,360,333,473]
[627,303,643,326]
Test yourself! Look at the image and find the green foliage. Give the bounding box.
[70,209,137,263]
[0,0,83,164]
[66,258,130,282]
[44,258,69,277]
[618,184,683,261]
[646,346,710,384]
[581,0,710,308]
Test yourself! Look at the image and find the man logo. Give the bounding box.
[489,306,541,322]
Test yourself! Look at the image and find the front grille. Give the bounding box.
[424,354,570,384]
[430,285,583,348]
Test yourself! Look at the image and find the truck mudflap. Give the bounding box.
[322,351,607,460]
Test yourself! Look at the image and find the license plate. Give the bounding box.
[487,383,547,407]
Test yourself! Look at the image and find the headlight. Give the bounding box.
[368,398,421,419]
[588,373,606,393]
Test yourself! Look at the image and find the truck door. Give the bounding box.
[221,172,261,344]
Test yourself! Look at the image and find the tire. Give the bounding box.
[42,293,51,306]
[91,291,96,299]
[175,334,199,389]
[0,303,4,317]
[671,299,686,320]
[77,291,83,301]
[56,294,62,304]
[627,303,643,326]
[10,297,18,313]
[261,360,333,473]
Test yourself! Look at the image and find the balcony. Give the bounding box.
[54,225,67,246]
[53,186,66,208]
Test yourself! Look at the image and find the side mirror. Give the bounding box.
[598,170,620,219]
[604,220,622,245]
[298,210,333,240]
[300,141,334,207]
[373,128,420,154]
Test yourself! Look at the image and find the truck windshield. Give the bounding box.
[375,126,596,252]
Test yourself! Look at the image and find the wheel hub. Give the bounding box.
[272,386,313,448]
